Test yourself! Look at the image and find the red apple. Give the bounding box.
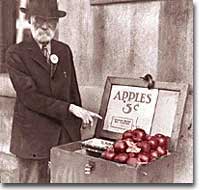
[101,149,115,161]
[156,136,168,148]
[126,157,138,166]
[101,151,107,158]
[132,128,146,142]
[148,137,159,150]
[114,153,129,163]
[122,130,133,139]
[155,133,165,138]
[105,151,115,160]
[137,152,151,163]
[128,152,138,158]
[150,150,159,160]
[113,140,128,153]
[145,134,152,141]
[136,141,151,153]
[157,146,167,156]
[106,147,115,152]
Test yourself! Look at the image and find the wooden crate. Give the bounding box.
[51,142,174,183]
[50,76,188,183]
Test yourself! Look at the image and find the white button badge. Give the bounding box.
[50,54,59,64]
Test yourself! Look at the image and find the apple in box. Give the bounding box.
[156,146,167,156]
[148,137,159,150]
[113,153,129,163]
[132,128,147,142]
[101,147,115,161]
[150,150,159,160]
[122,130,133,139]
[136,141,151,153]
[113,140,128,153]
[155,134,169,148]
[137,152,152,163]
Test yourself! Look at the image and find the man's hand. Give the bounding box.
[69,104,102,127]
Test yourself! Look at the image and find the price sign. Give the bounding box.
[103,85,158,134]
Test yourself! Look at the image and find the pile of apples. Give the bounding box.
[101,128,170,165]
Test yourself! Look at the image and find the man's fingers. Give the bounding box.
[70,105,103,121]
[83,118,89,125]
[88,115,94,127]
[80,109,102,129]
[89,111,102,119]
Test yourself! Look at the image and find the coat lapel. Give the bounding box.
[25,38,63,75]
[26,38,50,72]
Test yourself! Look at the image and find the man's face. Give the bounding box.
[30,15,58,43]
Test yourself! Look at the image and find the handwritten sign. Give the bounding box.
[103,85,159,134]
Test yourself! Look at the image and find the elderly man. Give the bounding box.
[6,0,101,183]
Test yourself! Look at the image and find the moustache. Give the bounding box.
[38,31,51,36]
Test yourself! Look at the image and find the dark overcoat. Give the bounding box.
[6,38,82,159]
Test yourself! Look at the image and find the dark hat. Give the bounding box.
[20,0,66,18]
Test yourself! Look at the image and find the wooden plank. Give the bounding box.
[137,154,174,183]
[90,0,160,6]
[51,141,82,152]
[0,169,18,183]
[151,90,179,137]
[0,73,16,98]
[109,76,188,92]
[170,84,189,151]
[0,0,4,71]
[0,152,19,183]
[0,96,15,153]
[173,94,193,182]
[0,0,16,73]
[95,77,112,138]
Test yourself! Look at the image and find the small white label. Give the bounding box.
[50,54,59,64]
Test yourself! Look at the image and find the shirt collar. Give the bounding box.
[34,39,51,55]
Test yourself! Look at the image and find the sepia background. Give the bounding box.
[0,0,193,183]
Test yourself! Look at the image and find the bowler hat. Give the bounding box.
[20,0,66,18]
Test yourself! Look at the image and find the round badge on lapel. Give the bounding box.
[50,54,59,64]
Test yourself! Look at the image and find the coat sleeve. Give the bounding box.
[69,47,82,107]
[6,46,71,121]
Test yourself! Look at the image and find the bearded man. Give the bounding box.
[6,0,101,183]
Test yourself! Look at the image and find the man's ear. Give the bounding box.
[28,16,31,24]
[28,15,33,24]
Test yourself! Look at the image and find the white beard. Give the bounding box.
[30,25,55,43]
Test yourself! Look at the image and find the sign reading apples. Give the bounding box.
[103,85,158,134]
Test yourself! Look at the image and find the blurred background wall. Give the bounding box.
[0,0,16,73]
[58,0,193,111]
[0,0,193,183]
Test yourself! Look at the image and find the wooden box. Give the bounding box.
[50,77,188,183]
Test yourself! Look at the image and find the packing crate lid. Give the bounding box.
[95,76,189,152]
